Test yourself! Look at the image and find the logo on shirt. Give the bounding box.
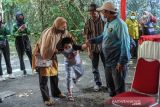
[109,28,113,32]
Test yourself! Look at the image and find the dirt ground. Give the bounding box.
[0,53,136,107]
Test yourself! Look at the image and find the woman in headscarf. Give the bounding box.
[139,11,157,35]
[32,17,73,106]
[125,11,139,58]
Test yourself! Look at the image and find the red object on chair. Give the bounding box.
[105,58,160,107]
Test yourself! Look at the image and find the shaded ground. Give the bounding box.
[0,52,137,107]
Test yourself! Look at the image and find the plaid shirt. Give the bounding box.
[84,16,105,53]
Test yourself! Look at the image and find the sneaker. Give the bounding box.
[44,99,54,106]
[94,85,101,92]
[0,76,6,81]
[8,74,15,79]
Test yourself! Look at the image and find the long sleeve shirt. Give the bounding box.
[90,17,131,66]
[12,23,30,37]
[62,44,83,66]
[84,16,105,53]
[0,26,10,41]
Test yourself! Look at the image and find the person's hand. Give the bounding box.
[81,44,88,50]
[116,63,125,72]
[18,24,26,31]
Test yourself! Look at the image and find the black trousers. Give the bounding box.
[131,39,138,58]
[15,35,32,70]
[91,51,105,86]
[105,65,127,97]
[39,73,61,101]
[0,40,12,75]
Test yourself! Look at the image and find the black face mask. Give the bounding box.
[55,28,65,34]
[17,18,24,22]
[16,17,25,27]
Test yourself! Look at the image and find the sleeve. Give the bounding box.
[89,35,103,44]
[72,44,83,51]
[117,22,131,65]
[24,23,30,34]
[4,27,10,36]
[89,23,107,44]
[12,24,19,37]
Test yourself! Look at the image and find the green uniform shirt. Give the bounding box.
[0,26,10,40]
[12,23,30,37]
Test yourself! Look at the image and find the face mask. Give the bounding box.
[17,17,24,22]
[64,44,72,53]
[130,16,136,20]
[143,15,148,18]
[56,28,66,34]
[100,14,107,22]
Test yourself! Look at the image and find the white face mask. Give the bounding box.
[130,16,136,20]
[143,15,148,18]
[100,14,107,22]
[64,44,73,53]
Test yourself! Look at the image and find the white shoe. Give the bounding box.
[94,85,100,92]
[0,76,6,81]
[8,74,15,79]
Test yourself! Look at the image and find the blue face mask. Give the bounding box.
[101,14,107,22]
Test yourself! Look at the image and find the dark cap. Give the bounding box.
[88,3,98,11]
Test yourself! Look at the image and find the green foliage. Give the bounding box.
[1,0,160,44]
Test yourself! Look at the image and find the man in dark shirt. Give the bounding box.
[84,3,106,91]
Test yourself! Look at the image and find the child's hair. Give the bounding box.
[61,37,74,48]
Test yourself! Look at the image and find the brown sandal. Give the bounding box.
[44,99,54,106]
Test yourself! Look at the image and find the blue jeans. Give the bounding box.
[64,61,84,90]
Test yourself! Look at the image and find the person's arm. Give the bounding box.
[89,34,103,44]
[72,44,83,51]
[117,22,131,65]
[4,26,10,35]
[89,22,107,44]
[23,23,30,35]
[12,24,19,37]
